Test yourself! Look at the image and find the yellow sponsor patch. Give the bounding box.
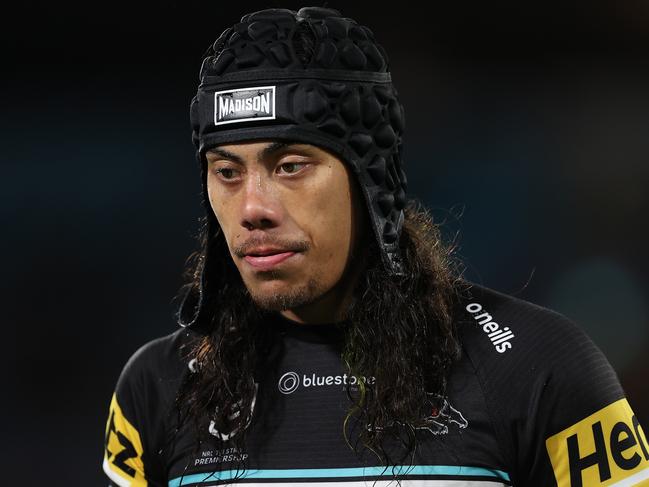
[103,393,147,486]
[546,398,649,486]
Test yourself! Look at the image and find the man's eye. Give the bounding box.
[214,167,238,180]
[278,162,305,175]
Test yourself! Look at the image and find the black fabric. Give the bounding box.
[103,283,648,486]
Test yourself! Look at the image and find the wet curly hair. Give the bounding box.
[172,201,466,470]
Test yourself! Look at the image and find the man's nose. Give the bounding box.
[239,173,281,231]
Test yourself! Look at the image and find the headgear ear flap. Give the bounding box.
[181,7,408,332]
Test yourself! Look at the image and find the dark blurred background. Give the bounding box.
[3,0,648,483]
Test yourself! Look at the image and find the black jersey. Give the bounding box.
[103,283,649,486]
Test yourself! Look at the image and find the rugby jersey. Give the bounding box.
[103,283,649,486]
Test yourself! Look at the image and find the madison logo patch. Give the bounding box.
[214,86,276,126]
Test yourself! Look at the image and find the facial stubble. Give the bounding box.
[242,267,325,312]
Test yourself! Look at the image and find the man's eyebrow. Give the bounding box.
[207,141,310,164]
[258,141,291,161]
[206,147,244,164]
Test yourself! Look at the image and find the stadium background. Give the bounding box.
[3,1,648,483]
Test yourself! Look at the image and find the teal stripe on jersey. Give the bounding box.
[168,465,511,487]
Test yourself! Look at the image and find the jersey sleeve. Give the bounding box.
[104,390,149,486]
[458,284,649,486]
[103,332,187,486]
[526,317,649,487]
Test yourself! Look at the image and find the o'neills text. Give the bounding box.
[466,302,515,353]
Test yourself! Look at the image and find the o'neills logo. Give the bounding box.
[214,86,276,126]
[466,302,515,353]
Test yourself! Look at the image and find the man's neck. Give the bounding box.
[280,258,365,324]
[279,284,351,324]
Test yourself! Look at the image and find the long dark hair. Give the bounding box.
[173,201,466,468]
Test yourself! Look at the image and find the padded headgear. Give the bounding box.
[180,7,407,329]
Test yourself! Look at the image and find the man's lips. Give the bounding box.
[235,239,309,271]
[243,251,297,270]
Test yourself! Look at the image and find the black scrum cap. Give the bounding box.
[181,7,408,330]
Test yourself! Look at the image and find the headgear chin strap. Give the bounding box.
[179,6,408,330]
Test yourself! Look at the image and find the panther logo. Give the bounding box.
[369,394,468,436]
[417,393,469,435]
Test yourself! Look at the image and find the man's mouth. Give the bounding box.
[243,248,298,270]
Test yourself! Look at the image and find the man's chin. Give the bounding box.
[245,278,321,311]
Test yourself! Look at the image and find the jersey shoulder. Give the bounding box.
[117,328,193,391]
[453,282,649,486]
[454,281,625,419]
[103,329,195,487]
[455,281,617,373]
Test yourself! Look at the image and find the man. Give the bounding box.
[103,7,648,487]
